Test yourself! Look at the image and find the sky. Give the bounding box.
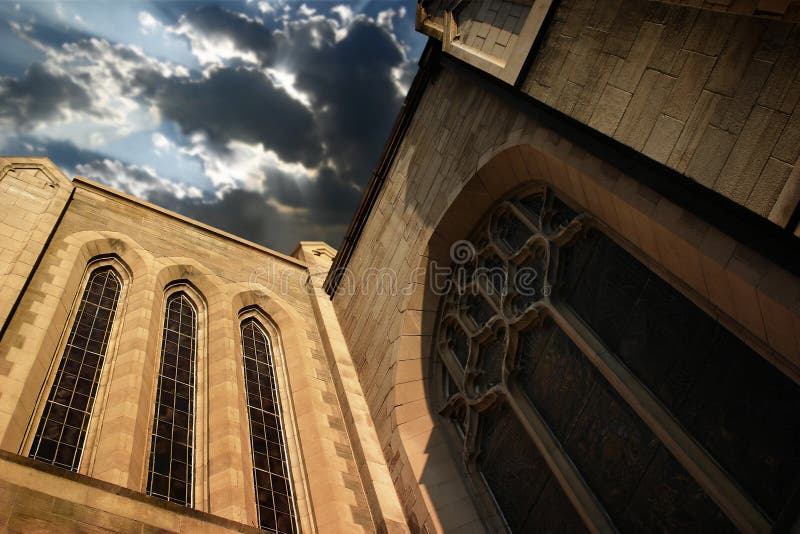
[0,0,427,253]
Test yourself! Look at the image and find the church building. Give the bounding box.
[1,0,799,532]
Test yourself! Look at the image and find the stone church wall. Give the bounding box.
[331,40,800,530]
[0,172,378,532]
[0,158,72,333]
[524,0,800,226]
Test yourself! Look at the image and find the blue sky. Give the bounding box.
[0,0,426,252]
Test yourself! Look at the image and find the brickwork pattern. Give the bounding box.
[0,450,263,533]
[660,0,800,22]
[294,242,409,534]
[0,159,72,331]
[455,0,531,62]
[332,59,800,531]
[523,0,800,227]
[0,175,375,532]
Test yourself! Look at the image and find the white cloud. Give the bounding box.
[330,5,353,25]
[376,8,401,31]
[171,17,259,67]
[138,11,161,34]
[297,3,316,17]
[391,66,410,96]
[180,136,317,198]
[152,132,174,153]
[76,159,202,200]
[264,68,312,108]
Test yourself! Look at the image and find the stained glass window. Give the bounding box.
[29,266,121,471]
[146,292,197,506]
[559,230,800,520]
[433,186,798,531]
[241,318,296,533]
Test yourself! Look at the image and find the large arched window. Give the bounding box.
[434,185,800,532]
[29,265,122,471]
[240,317,297,533]
[146,291,197,506]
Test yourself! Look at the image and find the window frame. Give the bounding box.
[142,282,208,510]
[431,182,780,532]
[235,307,306,532]
[21,256,131,475]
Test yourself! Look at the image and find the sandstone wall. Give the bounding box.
[524,0,800,226]
[0,169,376,532]
[331,55,800,531]
[0,158,72,332]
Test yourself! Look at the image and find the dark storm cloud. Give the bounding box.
[0,3,419,253]
[267,165,362,224]
[174,6,408,183]
[306,167,363,224]
[147,187,345,253]
[291,20,406,187]
[170,7,412,229]
[2,137,106,170]
[153,68,324,166]
[0,63,92,127]
[267,168,305,207]
[180,5,277,62]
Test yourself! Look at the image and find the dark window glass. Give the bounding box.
[477,403,586,533]
[30,266,121,471]
[241,318,296,533]
[517,319,733,530]
[433,188,792,531]
[560,230,800,519]
[146,292,196,506]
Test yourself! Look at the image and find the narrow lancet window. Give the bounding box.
[30,266,122,471]
[146,292,197,506]
[241,318,296,533]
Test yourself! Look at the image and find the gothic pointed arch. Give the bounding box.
[238,313,298,533]
[28,262,125,472]
[391,143,800,532]
[144,281,208,508]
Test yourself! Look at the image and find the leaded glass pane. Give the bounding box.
[477,252,506,296]
[241,318,297,533]
[433,186,792,531]
[517,319,734,530]
[30,266,121,471]
[516,317,595,441]
[463,292,494,329]
[517,192,544,225]
[474,328,505,394]
[508,245,547,314]
[147,292,196,506]
[442,321,470,368]
[490,209,532,254]
[559,230,800,519]
[546,195,579,232]
[478,403,586,532]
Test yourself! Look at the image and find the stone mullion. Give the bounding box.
[90,270,155,489]
[549,302,770,533]
[205,299,250,523]
[503,383,618,532]
[435,318,467,387]
[476,260,616,533]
